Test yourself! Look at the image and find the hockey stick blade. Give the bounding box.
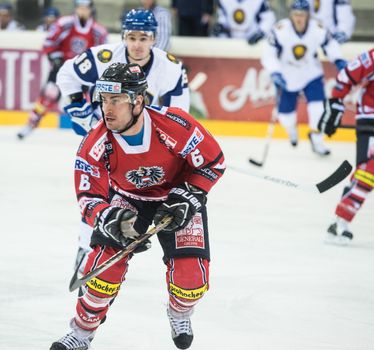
[315,160,352,193]
[69,216,172,292]
[229,160,352,194]
[249,158,264,167]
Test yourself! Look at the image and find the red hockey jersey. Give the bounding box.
[74,106,226,226]
[332,48,374,121]
[43,15,108,61]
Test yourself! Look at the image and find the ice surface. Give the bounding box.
[0,127,373,350]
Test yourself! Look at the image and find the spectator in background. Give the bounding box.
[307,0,355,44]
[212,0,275,45]
[36,6,60,32]
[172,0,214,36]
[0,2,25,30]
[17,0,108,140]
[140,0,172,50]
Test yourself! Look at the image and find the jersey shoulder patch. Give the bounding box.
[359,51,372,68]
[97,49,112,63]
[166,53,180,64]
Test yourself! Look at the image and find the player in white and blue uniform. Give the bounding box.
[56,8,190,280]
[308,0,355,44]
[261,0,346,155]
[212,0,275,45]
[57,8,189,136]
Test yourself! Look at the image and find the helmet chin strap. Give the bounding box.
[115,99,145,134]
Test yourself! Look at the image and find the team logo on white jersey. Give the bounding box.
[293,45,307,60]
[233,9,245,24]
[97,49,112,63]
[314,0,320,12]
[126,166,165,189]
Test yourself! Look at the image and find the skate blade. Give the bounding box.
[324,233,351,246]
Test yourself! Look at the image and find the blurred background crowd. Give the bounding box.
[0,0,373,41]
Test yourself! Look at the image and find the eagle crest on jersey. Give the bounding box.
[97,49,112,63]
[293,44,307,60]
[126,166,165,188]
[233,9,245,24]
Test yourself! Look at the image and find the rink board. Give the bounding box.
[0,109,356,141]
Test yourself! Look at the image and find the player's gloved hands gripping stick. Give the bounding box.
[154,183,207,231]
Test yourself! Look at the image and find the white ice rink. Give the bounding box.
[1,126,373,350]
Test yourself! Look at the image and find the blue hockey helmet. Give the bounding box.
[0,2,12,12]
[122,8,158,33]
[74,0,93,7]
[291,0,310,11]
[43,7,60,18]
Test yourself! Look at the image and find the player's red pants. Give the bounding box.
[75,246,209,331]
[336,158,374,221]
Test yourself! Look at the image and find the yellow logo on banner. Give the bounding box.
[169,283,208,300]
[87,278,121,295]
[233,9,245,24]
[293,45,307,60]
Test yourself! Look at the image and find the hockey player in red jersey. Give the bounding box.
[17,0,108,139]
[318,48,374,243]
[49,62,225,350]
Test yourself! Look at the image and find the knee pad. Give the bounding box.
[307,100,324,130]
[167,257,209,313]
[278,112,296,130]
[353,158,374,190]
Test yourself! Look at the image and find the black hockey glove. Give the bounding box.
[94,207,150,252]
[154,183,207,232]
[318,98,345,137]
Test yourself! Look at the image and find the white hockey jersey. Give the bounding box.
[308,0,355,39]
[215,0,275,39]
[261,18,343,91]
[309,0,356,38]
[56,42,190,111]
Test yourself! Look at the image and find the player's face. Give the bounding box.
[124,32,155,61]
[140,0,154,10]
[101,93,132,131]
[75,5,92,20]
[290,10,309,33]
[0,10,11,28]
[101,93,144,133]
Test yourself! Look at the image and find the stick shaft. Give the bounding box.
[69,216,172,292]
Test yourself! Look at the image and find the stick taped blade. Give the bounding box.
[249,158,263,167]
[316,160,352,193]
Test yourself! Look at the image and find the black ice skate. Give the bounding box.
[167,307,194,349]
[325,222,353,245]
[50,320,95,350]
[50,331,93,350]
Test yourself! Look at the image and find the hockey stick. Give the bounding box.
[249,89,280,167]
[229,160,352,194]
[69,216,172,292]
[248,106,277,167]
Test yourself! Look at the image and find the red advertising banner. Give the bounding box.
[182,56,356,124]
[0,48,356,124]
[0,48,50,111]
